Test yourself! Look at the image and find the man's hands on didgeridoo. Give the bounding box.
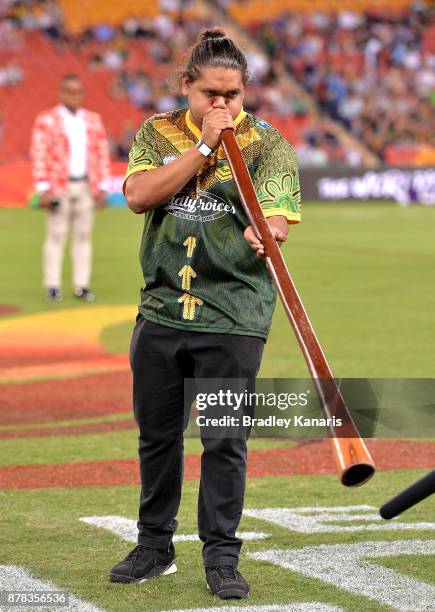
[244,215,288,258]
[202,107,236,150]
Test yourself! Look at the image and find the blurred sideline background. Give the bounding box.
[0,0,434,206]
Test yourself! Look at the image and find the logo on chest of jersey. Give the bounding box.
[165,191,236,222]
[215,160,233,183]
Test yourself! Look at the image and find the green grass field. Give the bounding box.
[1,470,433,612]
[0,203,434,612]
[2,202,435,376]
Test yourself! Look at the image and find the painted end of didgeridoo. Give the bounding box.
[330,437,376,487]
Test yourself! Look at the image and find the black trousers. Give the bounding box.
[130,315,264,568]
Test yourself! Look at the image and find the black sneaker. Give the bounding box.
[45,287,63,302]
[205,565,249,599]
[74,287,95,302]
[109,544,176,584]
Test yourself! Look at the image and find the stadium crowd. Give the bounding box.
[2,0,433,165]
[0,0,64,42]
[73,9,348,165]
[0,0,358,166]
[247,2,435,163]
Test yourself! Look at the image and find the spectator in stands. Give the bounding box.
[0,108,4,150]
[0,15,23,50]
[295,133,328,167]
[111,121,136,160]
[30,74,110,302]
[125,70,154,109]
[0,61,22,87]
[154,84,178,113]
[36,0,64,42]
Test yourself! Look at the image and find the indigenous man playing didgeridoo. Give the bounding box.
[110,28,301,599]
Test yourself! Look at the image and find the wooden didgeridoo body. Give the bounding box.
[221,128,375,486]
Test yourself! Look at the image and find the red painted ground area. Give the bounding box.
[1,315,433,492]
[0,354,129,382]
[0,305,20,317]
[0,371,132,425]
[0,440,433,490]
[0,348,105,368]
[0,418,135,439]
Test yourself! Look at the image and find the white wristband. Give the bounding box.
[196,140,213,157]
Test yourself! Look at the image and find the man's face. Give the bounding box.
[181,66,245,128]
[59,78,84,112]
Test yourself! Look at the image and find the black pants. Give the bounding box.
[130,315,265,568]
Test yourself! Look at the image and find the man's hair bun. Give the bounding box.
[199,28,226,42]
[180,27,249,86]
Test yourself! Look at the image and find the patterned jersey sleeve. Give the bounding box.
[253,127,301,224]
[124,118,163,189]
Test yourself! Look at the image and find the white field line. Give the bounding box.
[161,605,344,612]
[250,539,435,611]
[79,515,270,543]
[243,505,435,533]
[78,510,435,610]
[0,565,103,612]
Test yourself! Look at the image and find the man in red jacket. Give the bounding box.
[30,74,110,302]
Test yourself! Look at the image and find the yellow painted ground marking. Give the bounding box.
[0,305,136,349]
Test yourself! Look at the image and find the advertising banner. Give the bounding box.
[0,161,128,208]
[1,163,434,207]
[301,166,435,206]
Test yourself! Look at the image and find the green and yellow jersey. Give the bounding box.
[125,107,301,339]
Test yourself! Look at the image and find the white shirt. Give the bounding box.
[60,105,88,178]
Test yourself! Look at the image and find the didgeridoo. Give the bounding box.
[221,128,375,487]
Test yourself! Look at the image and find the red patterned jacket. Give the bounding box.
[30,105,110,196]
